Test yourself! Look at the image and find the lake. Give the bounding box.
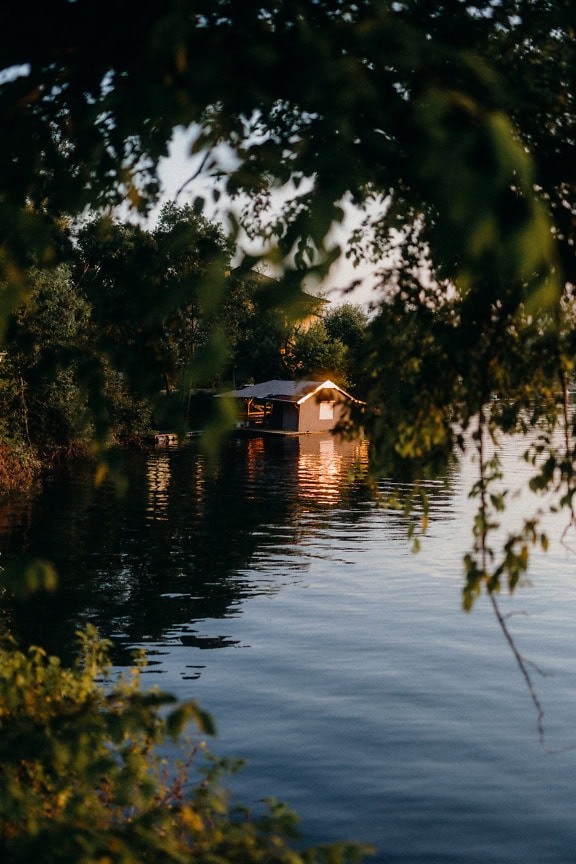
[2,431,576,863]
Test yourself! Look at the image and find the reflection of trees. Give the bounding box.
[0,437,370,660]
[0,434,455,663]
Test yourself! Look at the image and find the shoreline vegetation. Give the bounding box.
[0,204,368,499]
[0,625,371,864]
[0,440,40,494]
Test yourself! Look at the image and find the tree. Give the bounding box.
[323,304,369,392]
[3,265,93,451]
[286,319,348,384]
[232,303,290,383]
[0,3,561,281]
[152,202,234,388]
[216,269,333,386]
[74,205,233,434]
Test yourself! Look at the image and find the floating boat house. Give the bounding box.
[218,379,359,434]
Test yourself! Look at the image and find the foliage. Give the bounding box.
[75,204,233,396]
[286,304,369,390]
[3,265,93,451]
[217,270,292,385]
[286,321,348,386]
[0,626,371,864]
[0,435,39,494]
[0,2,565,421]
[1,262,155,454]
[323,306,368,357]
[0,3,557,283]
[0,207,237,458]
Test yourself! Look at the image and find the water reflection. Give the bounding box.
[146,453,172,521]
[0,433,457,664]
[298,435,368,505]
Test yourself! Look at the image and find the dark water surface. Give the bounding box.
[2,433,576,863]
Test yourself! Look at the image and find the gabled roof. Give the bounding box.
[218,379,356,403]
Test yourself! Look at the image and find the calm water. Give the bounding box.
[2,432,576,862]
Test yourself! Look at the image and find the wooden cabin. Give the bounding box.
[218,379,359,434]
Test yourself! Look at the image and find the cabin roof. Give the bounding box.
[218,379,356,404]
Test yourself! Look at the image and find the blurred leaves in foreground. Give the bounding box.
[0,625,371,864]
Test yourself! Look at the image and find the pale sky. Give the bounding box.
[156,127,382,310]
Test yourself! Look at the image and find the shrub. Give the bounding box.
[0,437,40,494]
[0,626,371,864]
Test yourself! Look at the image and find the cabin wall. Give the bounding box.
[297,394,349,433]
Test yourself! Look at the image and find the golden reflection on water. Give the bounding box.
[297,434,369,505]
[146,453,172,520]
[145,434,369,518]
[245,435,266,494]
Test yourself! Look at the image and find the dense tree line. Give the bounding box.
[0,202,368,471]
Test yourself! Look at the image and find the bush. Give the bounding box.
[0,437,40,494]
[0,626,371,864]
[104,368,155,442]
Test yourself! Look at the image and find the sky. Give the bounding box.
[156,127,382,311]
